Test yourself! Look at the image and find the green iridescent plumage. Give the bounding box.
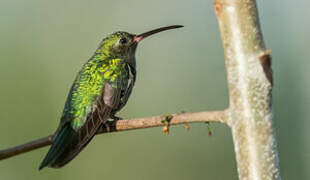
[39,25,183,170]
[67,58,127,129]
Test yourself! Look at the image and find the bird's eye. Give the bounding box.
[119,38,128,44]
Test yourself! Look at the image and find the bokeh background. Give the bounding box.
[0,0,307,179]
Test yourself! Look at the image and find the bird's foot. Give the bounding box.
[110,115,123,121]
[161,114,173,135]
[103,123,111,132]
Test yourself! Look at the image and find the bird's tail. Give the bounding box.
[48,112,109,168]
[39,106,111,169]
[38,123,75,170]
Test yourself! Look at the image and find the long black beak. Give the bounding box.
[134,25,183,43]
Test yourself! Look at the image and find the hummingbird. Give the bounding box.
[39,25,183,170]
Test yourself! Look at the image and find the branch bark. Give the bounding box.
[214,0,280,179]
[0,110,227,160]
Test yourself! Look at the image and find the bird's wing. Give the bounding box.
[39,58,126,169]
[48,82,122,168]
[113,63,136,112]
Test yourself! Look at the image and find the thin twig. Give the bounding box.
[0,135,54,161]
[0,110,228,161]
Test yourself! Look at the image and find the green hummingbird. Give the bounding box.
[39,25,183,170]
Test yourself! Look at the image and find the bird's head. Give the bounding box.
[96,25,183,61]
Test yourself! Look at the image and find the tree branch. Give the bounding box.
[214,0,280,179]
[0,110,227,161]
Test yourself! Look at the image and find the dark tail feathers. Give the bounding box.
[39,123,75,170]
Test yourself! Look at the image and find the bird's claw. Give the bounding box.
[110,115,123,121]
[103,123,111,132]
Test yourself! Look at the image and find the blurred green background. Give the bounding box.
[0,0,307,179]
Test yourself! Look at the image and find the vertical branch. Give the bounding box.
[213,0,281,179]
